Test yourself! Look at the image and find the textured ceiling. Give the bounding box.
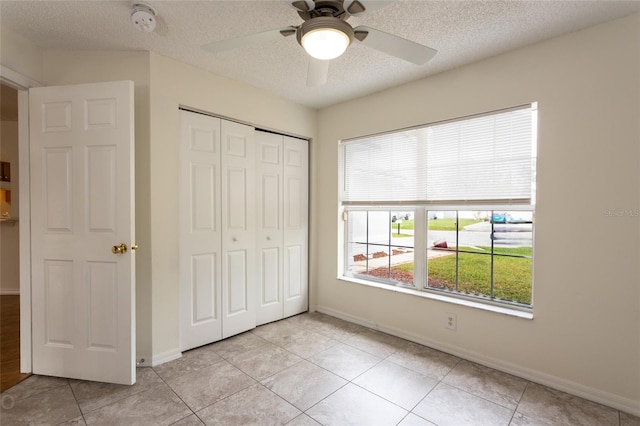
[2,1,639,109]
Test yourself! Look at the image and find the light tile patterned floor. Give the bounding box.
[1,311,639,426]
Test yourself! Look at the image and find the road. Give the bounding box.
[388,222,533,249]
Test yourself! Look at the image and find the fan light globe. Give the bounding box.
[302,28,350,60]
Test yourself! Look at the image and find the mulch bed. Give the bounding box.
[365,266,449,289]
[353,251,390,261]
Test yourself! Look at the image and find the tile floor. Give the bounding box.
[1,311,639,426]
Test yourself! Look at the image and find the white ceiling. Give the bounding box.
[2,0,639,109]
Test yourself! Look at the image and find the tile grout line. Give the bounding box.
[509,379,532,424]
[65,380,89,425]
[151,366,201,424]
[161,361,259,420]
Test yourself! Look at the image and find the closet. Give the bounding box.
[179,110,308,351]
[255,130,309,326]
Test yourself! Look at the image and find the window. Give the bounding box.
[346,210,415,286]
[340,105,537,309]
[425,210,533,305]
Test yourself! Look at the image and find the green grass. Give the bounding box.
[391,218,482,232]
[388,246,532,305]
[391,219,414,230]
[428,218,482,231]
[427,248,532,304]
[452,246,532,257]
[389,218,484,232]
[390,219,414,237]
[394,263,414,272]
[490,246,532,256]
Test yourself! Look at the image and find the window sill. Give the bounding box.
[338,275,533,320]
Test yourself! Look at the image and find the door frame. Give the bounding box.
[1,65,43,373]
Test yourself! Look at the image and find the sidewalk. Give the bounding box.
[353,248,454,269]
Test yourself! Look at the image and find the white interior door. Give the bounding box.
[221,120,256,338]
[179,111,222,351]
[283,136,309,317]
[256,131,284,326]
[30,81,135,385]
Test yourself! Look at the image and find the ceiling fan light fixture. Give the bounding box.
[302,28,349,60]
[298,17,354,60]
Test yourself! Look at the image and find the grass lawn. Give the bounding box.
[391,246,532,305]
[390,218,483,232]
[428,218,482,231]
[391,219,414,237]
[391,219,414,230]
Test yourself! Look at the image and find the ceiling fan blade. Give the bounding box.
[287,0,315,12]
[307,58,329,87]
[202,26,296,54]
[344,0,394,16]
[353,26,437,65]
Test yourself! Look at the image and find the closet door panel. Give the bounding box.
[283,136,309,317]
[256,132,284,325]
[225,249,248,314]
[221,120,256,338]
[179,111,222,350]
[285,245,302,298]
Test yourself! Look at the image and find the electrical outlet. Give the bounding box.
[445,312,457,331]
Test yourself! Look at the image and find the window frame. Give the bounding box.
[339,104,537,314]
[342,206,534,311]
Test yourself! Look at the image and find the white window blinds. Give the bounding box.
[341,105,536,206]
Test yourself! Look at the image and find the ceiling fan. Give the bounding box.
[201,0,437,86]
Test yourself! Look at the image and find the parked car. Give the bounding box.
[491,212,508,223]
[491,212,533,224]
[506,212,533,224]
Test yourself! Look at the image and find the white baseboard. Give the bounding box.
[0,289,20,295]
[316,304,640,417]
[136,348,182,368]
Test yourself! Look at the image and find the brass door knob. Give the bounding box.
[131,244,139,252]
[112,243,127,254]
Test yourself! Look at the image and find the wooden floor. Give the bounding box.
[1,295,30,392]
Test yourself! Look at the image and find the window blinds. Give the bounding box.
[341,105,536,206]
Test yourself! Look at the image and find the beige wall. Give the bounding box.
[0,120,19,294]
[42,50,153,362]
[0,26,43,83]
[148,52,317,358]
[314,13,640,412]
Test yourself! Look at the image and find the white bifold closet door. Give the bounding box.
[256,131,308,326]
[179,110,256,350]
[220,119,256,339]
[179,111,223,350]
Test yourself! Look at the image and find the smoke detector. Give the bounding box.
[131,2,157,33]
